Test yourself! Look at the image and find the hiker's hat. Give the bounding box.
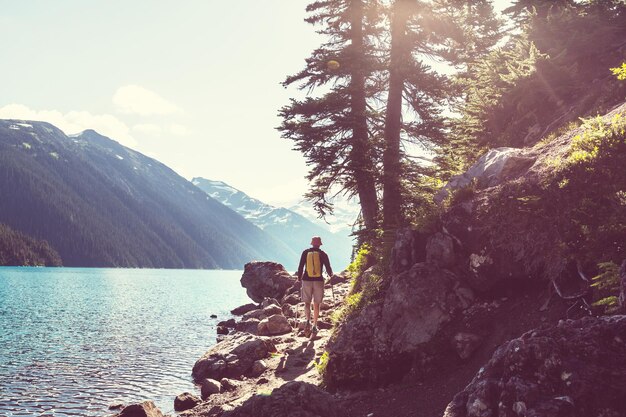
[311,236,323,246]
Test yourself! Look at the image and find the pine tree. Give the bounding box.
[278,0,384,235]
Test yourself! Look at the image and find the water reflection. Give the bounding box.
[0,267,248,416]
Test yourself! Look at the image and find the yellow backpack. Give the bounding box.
[306,251,322,278]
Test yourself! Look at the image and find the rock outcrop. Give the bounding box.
[325,262,474,387]
[444,316,626,417]
[221,381,347,417]
[434,147,538,204]
[192,334,276,382]
[240,262,295,303]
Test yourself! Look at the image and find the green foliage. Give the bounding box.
[611,63,626,80]
[591,262,621,314]
[346,243,372,278]
[475,111,626,279]
[315,351,330,376]
[566,113,626,165]
[439,0,626,175]
[331,267,383,325]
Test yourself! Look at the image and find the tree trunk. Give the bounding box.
[349,0,379,233]
[383,0,411,236]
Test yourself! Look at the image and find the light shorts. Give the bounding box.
[301,280,324,304]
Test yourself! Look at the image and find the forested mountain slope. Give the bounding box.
[0,121,297,269]
[0,223,61,266]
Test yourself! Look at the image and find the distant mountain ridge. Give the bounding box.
[192,178,354,269]
[0,120,297,269]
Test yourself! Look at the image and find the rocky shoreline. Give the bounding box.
[106,261,626,417]
[108,262,352,417]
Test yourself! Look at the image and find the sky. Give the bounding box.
[0,0,513,207]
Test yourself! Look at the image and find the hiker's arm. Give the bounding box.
[322,252,333,277]
[296,251,306,280]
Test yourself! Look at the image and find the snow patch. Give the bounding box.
[115,154,124,160]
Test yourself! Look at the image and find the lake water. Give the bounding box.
[0,267,251,416]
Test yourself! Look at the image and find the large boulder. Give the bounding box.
[221,381,347,417]
[443,316,626,417]
[115,401,164,417]
[379,263,468,353]
[257,314,292,336]
[192,333,276,382]
[241,262,295,303]
[435,147,537,204]
[325,263,473,388]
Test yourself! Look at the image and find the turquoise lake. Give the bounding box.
[0,267,251,416]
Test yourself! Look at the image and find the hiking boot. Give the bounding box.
[303,321,311,337]
[310,326,318,340]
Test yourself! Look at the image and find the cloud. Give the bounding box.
[133,123,162,136]
[170,124,191,136]
[0,103,136,147]
[113,85,182,116]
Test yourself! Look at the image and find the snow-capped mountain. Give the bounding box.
[192,177,354,269]
[289,195,361,236]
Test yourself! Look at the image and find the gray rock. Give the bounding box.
[235,319,260,335]
[435,147,537,204]
[200,378,221,400]
[329,272,349,285]
[389,228,428,274]
[325,263,473,388]
[242,309,265,321]
[425,232,455,268]
[218,318,237,328]
[192,333,275,382]
[249,359,268,377]
[282,304,296,318]
[262,304,283,318]
[261,297,280,308]
[444,316,626,417]
[116,401,164,417]
[258,314,292,336]
[220,378,240,391]
[231,303,259,316]
[282,293,300,305]
[379,263,466,353]
[452,332,482,360]
[221,381,347,417]
[174,392,201,412]
[241,262,295,303]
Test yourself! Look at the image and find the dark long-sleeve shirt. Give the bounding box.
[297,247,332,281]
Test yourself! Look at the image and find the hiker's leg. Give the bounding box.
[312,302,320,327]
[304,302,311,322]
[302,281,313,324]
[312,281,324,328]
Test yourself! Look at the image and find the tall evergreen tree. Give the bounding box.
[278,0,384,235]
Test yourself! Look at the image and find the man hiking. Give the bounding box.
[296,236,333,338]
